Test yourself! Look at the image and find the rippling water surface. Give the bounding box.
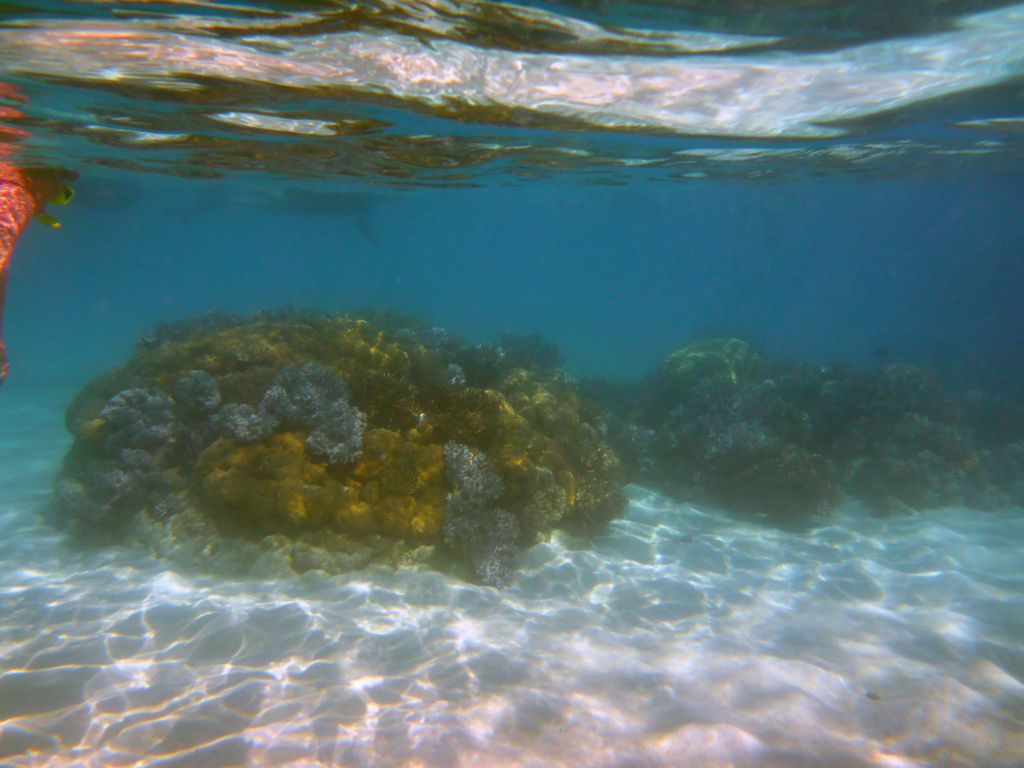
[1,0,1024,183]
[2,2,1024,767]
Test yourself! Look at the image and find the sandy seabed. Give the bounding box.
[1,389,1023,768]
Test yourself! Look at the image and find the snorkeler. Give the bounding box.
[0,83,75,385]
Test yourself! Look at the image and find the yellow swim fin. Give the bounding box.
[39,184,76,227]
[35,211,61,228]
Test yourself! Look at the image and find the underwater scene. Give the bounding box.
[2,0,1024,766]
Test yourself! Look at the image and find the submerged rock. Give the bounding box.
[589,338,1022,521]
[54,311,625,585]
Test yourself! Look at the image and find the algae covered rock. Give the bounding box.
[611,338,841,522]
[590,338,1018,521]
[54,310,625,584]
[659,338,761,387]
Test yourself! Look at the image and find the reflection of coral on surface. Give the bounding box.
[55,310,625,584]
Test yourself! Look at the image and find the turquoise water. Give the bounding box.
[1,1,1024,766]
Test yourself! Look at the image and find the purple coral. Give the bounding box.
[213,403,278,444]
[101,388,175,451]
[260,363,350,429]
[253,363,366,463]
[442,443,518,586]
[306,400,366,465]
[175,370,221,417]
[55,448,171,526]
[444,441,503,504]
[443,494,520,588]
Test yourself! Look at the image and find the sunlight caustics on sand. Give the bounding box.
[1,392,1022,767]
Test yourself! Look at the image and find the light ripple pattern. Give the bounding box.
[1,391,1023,767]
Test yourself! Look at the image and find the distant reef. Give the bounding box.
[585,338,1024,523]
[52,316,1024,584]
[53,310,624,585]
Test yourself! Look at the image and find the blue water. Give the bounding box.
[2,1,1024,766]
[10,175,1024,391]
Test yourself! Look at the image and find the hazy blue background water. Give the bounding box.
[7,171,1024,396]
[2,2,1023,399]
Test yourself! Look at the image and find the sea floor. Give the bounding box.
[2,389,1023,768]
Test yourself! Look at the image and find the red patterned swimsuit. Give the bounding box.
[0,164,38,384]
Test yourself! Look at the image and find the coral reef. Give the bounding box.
[305,400,366,466]
[54,315,1023,571]
[588,338,1023,522]
[100,388,176,451]
[55,311,625,584]
[212,403,276,444]
[260,362,351,430]
[441,442,520,586]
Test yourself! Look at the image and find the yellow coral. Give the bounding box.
[349,428,446,537]
[198,433,371,532]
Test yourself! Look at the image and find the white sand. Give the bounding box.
[1,390,1022,767]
